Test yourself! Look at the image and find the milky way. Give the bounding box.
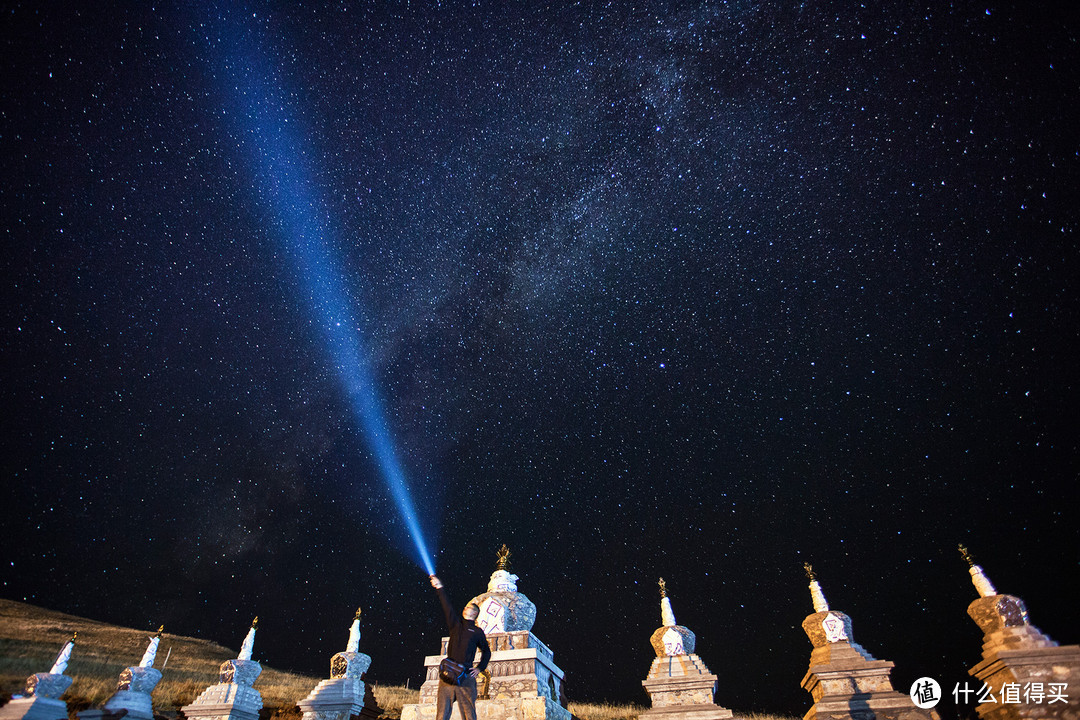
[2,2,1077,716]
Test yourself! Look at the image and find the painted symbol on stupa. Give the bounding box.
[477,597,507,634]
[822,612,848,642]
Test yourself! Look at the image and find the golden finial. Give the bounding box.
[155,625,164,637]
[70,632,78,644]
[354,607,362,620]
[959,544,976,568]
[658,577,667,598]
[495,544,512,571]
[251,616,259,629]
[804,563,817,581]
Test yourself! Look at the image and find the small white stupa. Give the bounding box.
[78,627,165,720]
[640,578,734,720]
[958,544,1080,720]
[182,618,264,720]
[0,635,77,720]
[298,608,381,720]
[799,564,937,720]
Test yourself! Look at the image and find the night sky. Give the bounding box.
[2,2,1078,717]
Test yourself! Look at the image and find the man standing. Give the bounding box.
[429,575,491,720]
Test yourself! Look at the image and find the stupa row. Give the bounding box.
[0,545,1076,720]
[0,612,380,720]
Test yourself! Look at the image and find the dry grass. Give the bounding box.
[371,684,419,717]
[740,713,801,720]
[0,599,323,714]
[0,600,798,720]
[564,702,798,720]
[568,700,647,720]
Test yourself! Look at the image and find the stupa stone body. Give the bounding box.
[401,546,571,720]
[959,546,1080,720]
[640,578,735,720]
[78,627,165,720]
[0,635,76,720]
[182,618,264,720]
[799,565,939,720]
[298,608,382,720]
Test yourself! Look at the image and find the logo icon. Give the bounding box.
[911,677,941,709]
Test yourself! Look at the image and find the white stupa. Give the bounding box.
[298,608,381,720]
[0,635,77,720]
[182,618,264,720]
[79,627,165,720]
[402,545,571,720]
[640,578,734,720]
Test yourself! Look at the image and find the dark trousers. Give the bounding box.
[436,676,478,720]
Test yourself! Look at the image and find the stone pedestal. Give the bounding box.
[402,631,571,720]
[182,659,264,720]
[0,674,73,720]
[641,654,733,720]
[78,666,163,720]
[965,595,1080,720]
[800,611,938,720]
[405,548,571,720]
[639,582,735,720]
[298,651,382,720]
[0,698,70,720]
[406,630,574,720]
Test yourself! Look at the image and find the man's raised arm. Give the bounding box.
[430,575,456,628]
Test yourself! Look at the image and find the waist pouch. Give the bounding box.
[439,658,469,685]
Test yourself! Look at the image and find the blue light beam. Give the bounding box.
[206,10,435,575]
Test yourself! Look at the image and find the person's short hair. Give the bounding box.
[462,604,480,620]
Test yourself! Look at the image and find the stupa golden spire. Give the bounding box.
[958,544,997,597]
[495,544,512,571]
[804,562,829,612]
[958,544,975,567]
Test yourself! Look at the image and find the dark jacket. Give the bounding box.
[436,586,491,671]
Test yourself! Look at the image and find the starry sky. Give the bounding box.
[2,1,1078,717]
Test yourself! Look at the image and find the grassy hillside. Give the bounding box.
[0,599,792,720]
[0,599,384,717]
